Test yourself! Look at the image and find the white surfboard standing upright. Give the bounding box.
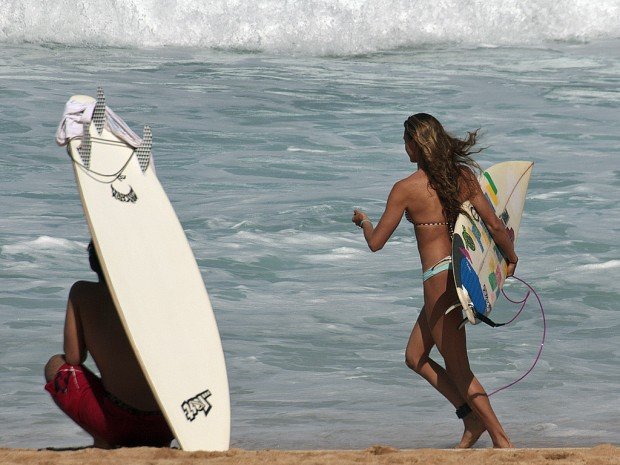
[452,161,533,326]
[62,89,230,451]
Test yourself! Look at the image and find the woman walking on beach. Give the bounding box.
[352,113,518,448]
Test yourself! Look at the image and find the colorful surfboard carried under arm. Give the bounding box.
[59,88,230,451]
[451,161,533,326]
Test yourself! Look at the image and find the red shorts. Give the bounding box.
[45,363,173,447]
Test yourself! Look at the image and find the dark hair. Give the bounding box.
[404,113,482,226]
[87,241,104,282]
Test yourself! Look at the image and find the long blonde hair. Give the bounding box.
[404,113,482,225]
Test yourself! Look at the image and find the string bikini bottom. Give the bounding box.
[422,255,453,282]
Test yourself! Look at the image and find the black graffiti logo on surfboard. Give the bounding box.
[182,389,212,422]
[111,184,138,203]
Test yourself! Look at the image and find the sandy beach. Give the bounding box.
[1,445,619,465]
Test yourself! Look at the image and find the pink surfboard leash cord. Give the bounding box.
[487,275,547,397]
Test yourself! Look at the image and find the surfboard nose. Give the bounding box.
[69,94,96,104]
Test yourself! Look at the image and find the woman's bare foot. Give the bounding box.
[492,438,515,448]
[489,427,515,448]
[456,414,486,449]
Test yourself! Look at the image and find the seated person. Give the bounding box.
[44,241,173,448]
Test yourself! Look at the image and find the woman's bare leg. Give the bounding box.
[426,291,513,448]
[405,310,466,406]
[406,310,486,447]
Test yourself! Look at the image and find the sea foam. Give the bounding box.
[1,0,619,54]
[1,236,85,255]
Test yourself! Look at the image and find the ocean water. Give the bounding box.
[1,0,619,450]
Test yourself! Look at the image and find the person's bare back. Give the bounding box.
[68,280,159,411]
[45,242,172,448]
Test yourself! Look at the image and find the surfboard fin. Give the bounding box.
[77,127,92,168]
[445,303,462,315]
[135,125,152,173]
[93,87,106,136]
[458,306,506,329]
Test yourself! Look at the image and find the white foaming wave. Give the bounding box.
[576,260,620,271]
[303,246,361,263]
[287,147,328,153]
[529,191,570,200]
[232,230,336,247]
[2,236,86,255]
[1,0,619,54]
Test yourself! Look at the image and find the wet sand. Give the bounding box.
[1,444,619,465]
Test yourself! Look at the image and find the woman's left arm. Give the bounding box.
[353,181,407,252]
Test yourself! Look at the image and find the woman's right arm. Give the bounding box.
[468,179,519,277]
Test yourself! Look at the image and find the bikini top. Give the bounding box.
[405,211,454,236]
[404,210,450,227]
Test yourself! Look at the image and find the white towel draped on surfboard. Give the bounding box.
[55,98,143,148]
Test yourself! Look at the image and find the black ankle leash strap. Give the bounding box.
[455,403,472,419]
